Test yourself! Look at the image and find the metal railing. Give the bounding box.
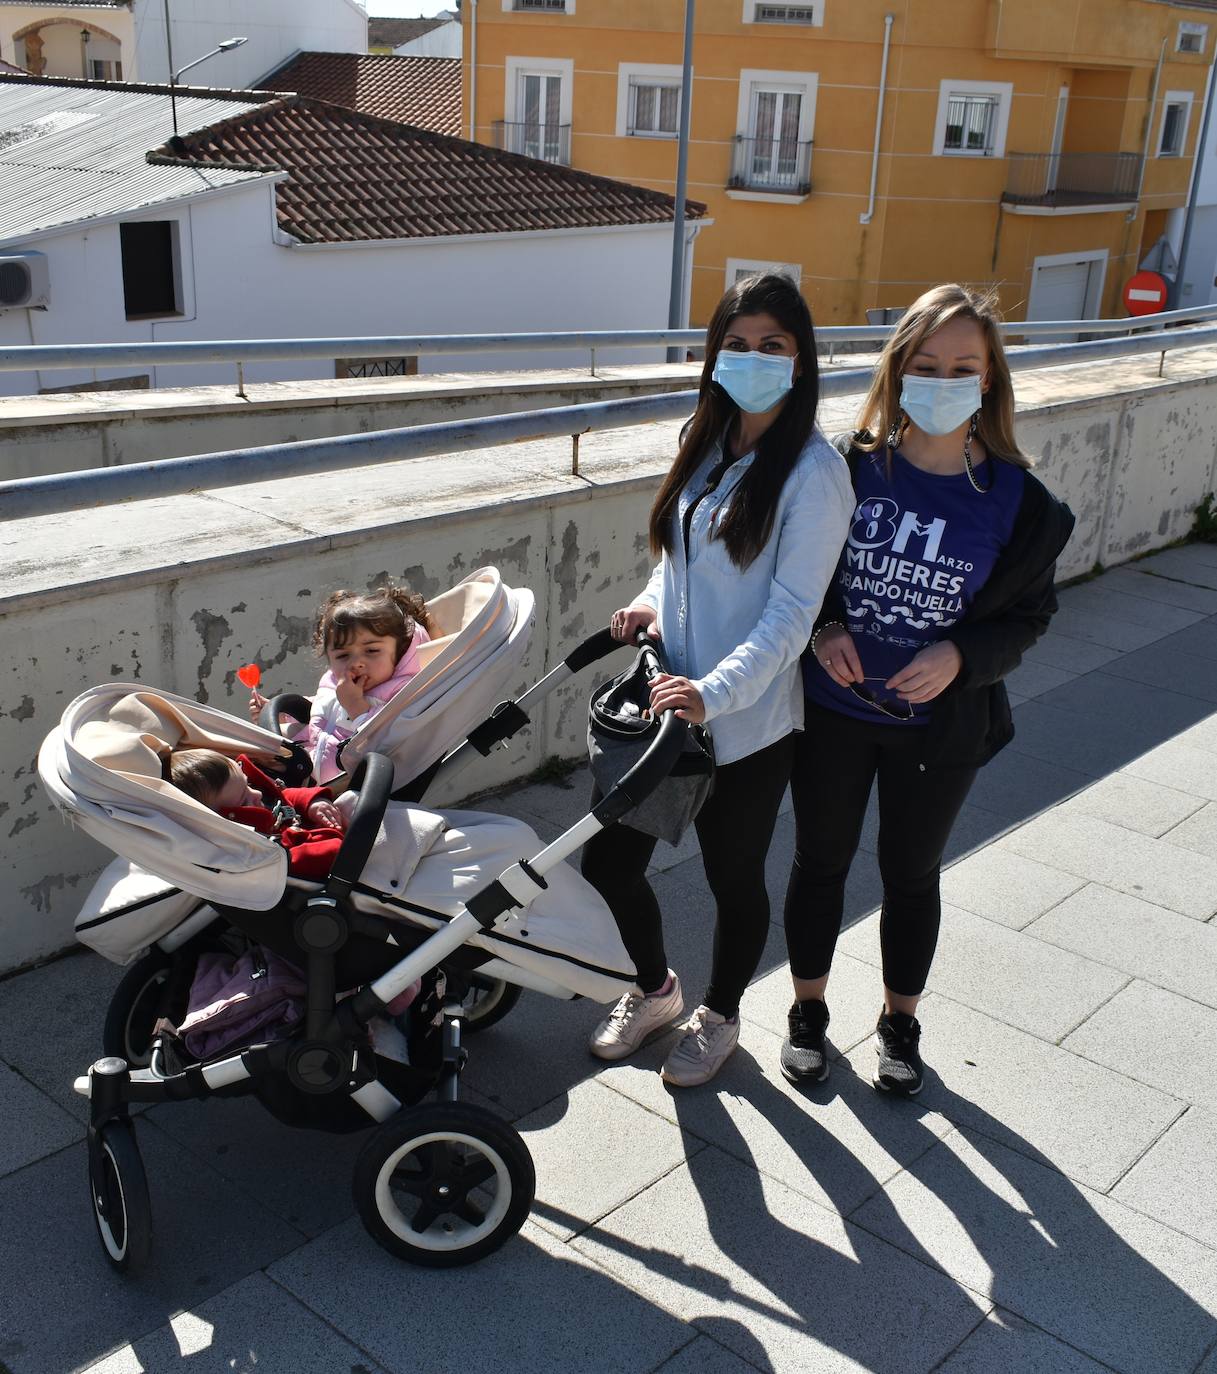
[728,134,812,195]
[492,119,571,164]
[1003,152,1143,208]
[4,304,1217,382]
[5,320,1217,522]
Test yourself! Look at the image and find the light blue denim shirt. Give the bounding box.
[633,427,854,766]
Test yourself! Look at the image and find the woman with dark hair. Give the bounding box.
[581,273,853,1087]
[781,283,1074,1096]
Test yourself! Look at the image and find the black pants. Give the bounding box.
[581,733,795,1017]
[783,703,978,998]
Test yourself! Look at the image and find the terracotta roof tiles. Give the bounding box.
[157,95,706,245]
[261,51,460,136]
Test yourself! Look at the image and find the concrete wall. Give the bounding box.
[0,184,690,396]
[395,22,461,58]
[2,352,1216,974]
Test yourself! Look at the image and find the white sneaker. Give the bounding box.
[588,972,684,1061]
[661,1005,739,1087]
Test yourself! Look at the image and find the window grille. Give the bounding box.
[515,0,567,10]
[754,4,818,22]
[943,93,999,154]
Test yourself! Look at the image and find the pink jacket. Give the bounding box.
[302,626,430,781]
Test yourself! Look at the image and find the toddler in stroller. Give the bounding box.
[41,568,693,1272]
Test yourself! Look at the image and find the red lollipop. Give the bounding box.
[237,664,261,689]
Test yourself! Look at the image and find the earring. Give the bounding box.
[962,412,991,495]
[886,411,908,451]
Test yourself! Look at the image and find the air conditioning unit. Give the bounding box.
[0,252,50,310]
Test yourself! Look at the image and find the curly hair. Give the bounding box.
[312,585,434,661]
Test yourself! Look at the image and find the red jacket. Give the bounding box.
[222,755,344,879]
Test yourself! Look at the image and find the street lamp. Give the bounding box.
[168,35,247,138]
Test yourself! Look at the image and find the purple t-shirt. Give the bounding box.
[804,447,1022,724]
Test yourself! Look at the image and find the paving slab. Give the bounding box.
[0,948,126,1121]
[1163,800,1217,856]
[1045,605,1175,653]
[1055,583,1204,634]
[1100,565,1217,614]
[1063,979,1217,1107]
[999,811,1217,919]
[76,1272,386,1374]
[862,996,1185,1191]
[1125,548,1217,592]
[1124,736,1217,802]
[1110,1107,1217,1249]
[739,953,895,1054]
[1098,638,1217,704]
[1003,659,1077,699]
[837,905,1128,1043]
[1058,770,1206,838]
[0,1118,305,1374]
[1151,619,1217,661]
[937,1308,1114,1374]
[1027,884,1217,1009]
[596,1017,953,1219]
[1034,672,1214,758]
[571,1146,988,1374]
[517,1078,701,1242]
[851,1127,1217,1374]
[962,748,1091,823]
[939,848,1085,930]
[0,1059,80,1179]
[1021,631,1122,674]
[1001,700,1143,778]
[269,1216,692,1374]
[653,1334,764,1374]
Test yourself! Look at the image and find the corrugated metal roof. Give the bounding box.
[0,79,278,246]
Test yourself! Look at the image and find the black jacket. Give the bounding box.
[816,438,1076,769]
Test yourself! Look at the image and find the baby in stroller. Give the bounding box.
[43,569,689,1274]
[248,584,432,782]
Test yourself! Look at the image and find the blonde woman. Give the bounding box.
[781,284,1074,1095]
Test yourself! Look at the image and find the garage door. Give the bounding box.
[1028,258,1100,339]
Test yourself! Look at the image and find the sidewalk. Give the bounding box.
[1,546,1216,1374]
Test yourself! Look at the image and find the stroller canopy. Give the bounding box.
[325,567,534,787]
[40,686,295,911]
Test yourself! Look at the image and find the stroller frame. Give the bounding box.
[75,628,688,1271]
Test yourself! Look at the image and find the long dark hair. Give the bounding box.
[313,585,434,660]
[649,273,820,568]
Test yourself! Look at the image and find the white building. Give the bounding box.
[0,74,707,395]
[0,0,366,89]
[368,14,460,59]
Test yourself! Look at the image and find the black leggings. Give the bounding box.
[783,703,978,998]
[581,733,795,1017]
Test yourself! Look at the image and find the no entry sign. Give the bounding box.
[1124,270,1169,316]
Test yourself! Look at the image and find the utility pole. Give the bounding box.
[666,0,695,363]
[1168,46,1217,310]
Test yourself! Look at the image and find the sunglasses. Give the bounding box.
[848,676,914,721]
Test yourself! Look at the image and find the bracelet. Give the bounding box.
[810,622,845,659]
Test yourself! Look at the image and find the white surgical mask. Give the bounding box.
[899,373,983,436]
[713,350,796,414]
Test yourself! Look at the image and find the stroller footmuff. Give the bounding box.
[41,570,692,1272]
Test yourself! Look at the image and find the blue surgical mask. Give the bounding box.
[899,374,983,436]
[713,350,796,414]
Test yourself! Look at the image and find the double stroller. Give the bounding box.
[38,569,690,1270]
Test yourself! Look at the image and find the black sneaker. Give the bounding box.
[873,1010,924,1096]
[780,999,830,1084]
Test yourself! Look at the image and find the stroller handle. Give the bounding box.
[258,694,315,787]
[562,625,671,677]
[325,751,395,898]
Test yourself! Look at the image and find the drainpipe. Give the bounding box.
[859,14,894,225]
[1135,38,1167,212]
[468,0,478,142]
[1168,44,1217,309]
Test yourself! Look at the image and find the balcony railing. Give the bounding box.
[493,120,571,165]
[728,134,813,195]
[1003,152,1143,208]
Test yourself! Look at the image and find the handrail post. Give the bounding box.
[236,360,247,400]
[571,431,580,477]
[590,346,596,378]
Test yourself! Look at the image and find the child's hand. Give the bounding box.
[246,688,267,723]
[334,672,370,719]
[307,799,346,831]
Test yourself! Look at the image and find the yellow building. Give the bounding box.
[463,0,1214,326]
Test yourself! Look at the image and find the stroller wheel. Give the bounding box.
[460,974,523,1036]
[103,950,172,1068]
[353,1102,534,1267]
[88,1120,152,1273]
